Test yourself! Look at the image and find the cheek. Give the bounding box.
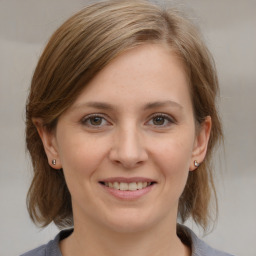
[150,133,194,192]
[152,133,194,170]
[57,132,109,186]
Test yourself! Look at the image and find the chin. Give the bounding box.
[101,209,159,234]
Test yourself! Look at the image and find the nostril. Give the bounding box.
[112,159,122,166]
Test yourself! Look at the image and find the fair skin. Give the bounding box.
[35,44,211,256]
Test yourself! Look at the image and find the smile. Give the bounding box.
[99,177,156,200]
[101,181,153,191]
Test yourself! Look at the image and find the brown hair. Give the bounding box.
[26,0,222,231]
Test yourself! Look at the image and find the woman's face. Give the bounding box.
[40,44,210,233]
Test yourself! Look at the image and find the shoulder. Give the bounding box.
[177,224,235,256]
[20,244,47,256]
[20,229,73,256]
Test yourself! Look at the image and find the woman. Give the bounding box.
[22,1,234,255]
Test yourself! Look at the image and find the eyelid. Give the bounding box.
[146,113,176,127]
[80,112,175,128]
[81,113,112,127]
[150,113,175,121]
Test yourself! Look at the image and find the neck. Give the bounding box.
[60,216,190,256]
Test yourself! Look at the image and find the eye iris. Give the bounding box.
[153,116,165,125]
[90,117,102,125]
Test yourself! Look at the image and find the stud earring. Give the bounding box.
[194,160,200,167]
[52,159,56,165]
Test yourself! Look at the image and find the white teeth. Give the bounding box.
[113,182,119,190]
[128,182,137,191]
[119,182,128,190]
[137,182,143,189]
[103,181,153,191]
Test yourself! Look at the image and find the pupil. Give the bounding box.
[91,117,102,125]
[153,116,164,125]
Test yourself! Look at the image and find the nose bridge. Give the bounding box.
[109,121,148,168]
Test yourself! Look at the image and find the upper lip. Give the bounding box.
[99,177,156,183]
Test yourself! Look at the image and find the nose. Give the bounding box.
[109,126,148,169]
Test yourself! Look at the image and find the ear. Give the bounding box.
[189,116,212,171]
[33,118,62,169]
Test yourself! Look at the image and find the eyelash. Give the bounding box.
[80,113,175,129]
[146,113,175,127]
[81,114,111,128]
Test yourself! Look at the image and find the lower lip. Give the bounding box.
[100,184,155,200]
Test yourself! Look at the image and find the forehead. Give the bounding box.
[71,44,191,111]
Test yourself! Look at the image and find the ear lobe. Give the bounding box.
[190,116,212,171]
[32,118,62,169]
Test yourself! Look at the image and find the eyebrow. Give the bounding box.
[72,100,182,111]
[76,102,114,110]
[143,100,183,110]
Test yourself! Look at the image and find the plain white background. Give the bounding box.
[0,1,255,255]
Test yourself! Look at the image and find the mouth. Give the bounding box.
[99,181,156,191]
[98,177,156,200]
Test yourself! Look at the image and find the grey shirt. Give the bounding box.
[20,225,234,256]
